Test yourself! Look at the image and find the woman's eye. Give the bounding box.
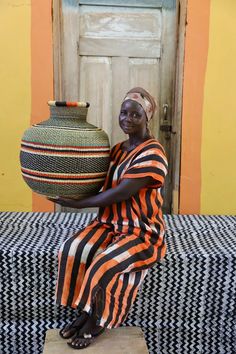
[120,110,141,119]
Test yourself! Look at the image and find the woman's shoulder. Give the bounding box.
[110,138,166,157]
[110,141,122,152]
[110,139,130,153]
[139,138,166,154]
[109,141,123,159]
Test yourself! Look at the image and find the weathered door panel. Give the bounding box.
[77,5,164,146]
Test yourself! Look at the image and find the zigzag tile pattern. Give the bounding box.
[0,213,235,354]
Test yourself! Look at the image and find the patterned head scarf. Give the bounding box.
[123,87,157,121]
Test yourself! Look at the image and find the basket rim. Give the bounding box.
[48,101,90,108]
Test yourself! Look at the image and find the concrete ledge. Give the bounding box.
[43,327,149,354]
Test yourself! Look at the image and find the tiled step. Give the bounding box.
[43,326,149,354]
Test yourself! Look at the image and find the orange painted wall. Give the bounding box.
[31,0,54,211]
[179,0,211,214]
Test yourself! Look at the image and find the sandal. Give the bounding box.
[59,313,88,339]
[67,327,105,350]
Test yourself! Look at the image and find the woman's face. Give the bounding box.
[119,99,147,136]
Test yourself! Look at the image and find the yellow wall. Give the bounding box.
[0,0,32,211]
[201,0,236,214]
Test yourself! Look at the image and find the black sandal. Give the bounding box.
[67,327,105,350]
[59,313,88,339]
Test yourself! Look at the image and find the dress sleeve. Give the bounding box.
[122,143,168,188]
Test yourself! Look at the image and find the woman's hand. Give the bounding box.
[47,197,79,208]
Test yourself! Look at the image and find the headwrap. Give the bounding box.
[123,87,157,121]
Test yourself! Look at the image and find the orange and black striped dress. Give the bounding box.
[56,138,168,328]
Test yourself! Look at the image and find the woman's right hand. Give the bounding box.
[47,196,79,208]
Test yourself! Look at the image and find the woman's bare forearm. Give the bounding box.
[49,176,152,209]
[71,187,128,208]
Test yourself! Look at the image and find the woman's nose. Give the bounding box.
[125,113,132,121]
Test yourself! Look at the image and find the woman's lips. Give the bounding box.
[122,124,134,129]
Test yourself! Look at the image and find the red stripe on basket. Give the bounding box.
[21,168,106,179]
[66,102,79,107]
[21,140,109,150]
[24,175,100,185]
[21,147,109,156]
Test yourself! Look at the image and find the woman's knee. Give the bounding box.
[86,253,113,284]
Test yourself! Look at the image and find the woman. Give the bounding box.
[50,87,168,349]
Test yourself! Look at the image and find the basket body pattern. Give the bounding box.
[20,104,110,198]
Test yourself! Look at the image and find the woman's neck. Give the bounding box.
[128,132,151,147]
[121,133,152,152]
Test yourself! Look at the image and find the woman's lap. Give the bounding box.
[57,222,154,317]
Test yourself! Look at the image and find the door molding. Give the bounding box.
[53,0,80,101]
[78,0,175,8]
[171,0,187,213]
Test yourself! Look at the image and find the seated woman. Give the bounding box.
[50,87,168,350]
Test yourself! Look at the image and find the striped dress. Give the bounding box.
[56,138,168,328]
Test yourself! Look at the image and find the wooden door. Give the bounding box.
[53,0,177,213]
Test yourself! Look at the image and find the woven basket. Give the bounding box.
[20,101,110,198]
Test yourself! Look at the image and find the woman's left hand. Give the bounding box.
[47,196,78,208]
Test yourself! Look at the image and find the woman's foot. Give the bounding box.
[67,314,105,349]
[59,312,89,339]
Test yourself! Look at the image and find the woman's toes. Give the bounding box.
[68,333,76,344]
[73,339,81,346]
[71,338,89,347]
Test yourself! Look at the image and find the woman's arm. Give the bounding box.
[48,176,153,209]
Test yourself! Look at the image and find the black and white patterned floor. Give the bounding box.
[0,212,235,354]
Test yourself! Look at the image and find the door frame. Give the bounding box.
[170,0,187,213]
[52,0,187,214]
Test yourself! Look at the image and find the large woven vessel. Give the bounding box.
[20,101,110,198]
